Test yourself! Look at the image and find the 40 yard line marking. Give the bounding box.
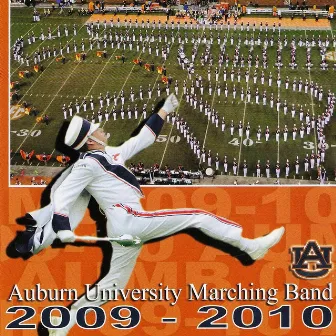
[304,29,318,155]
[200,81,219,164]
[237,80,250,175]
[237,29,256,175]
[277,27,281,163]
[200,28,230,161]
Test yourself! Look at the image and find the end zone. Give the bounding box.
[87,14,331,30]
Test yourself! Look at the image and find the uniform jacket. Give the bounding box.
[28,114,164,254]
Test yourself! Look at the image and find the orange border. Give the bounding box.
[3,3,336,336]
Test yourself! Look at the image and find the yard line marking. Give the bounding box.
[136,72,161,126]
[102,27,162,128]
[10,26,60,76]
[47,25,136,125]
[200,81,219,161]
[84,45,120,100]
[159,92,186,169]
[137,31,179,125]
[237,30,256,175]
[237,82,250,175]
[304,29,318,155]
[277,28,282,163]
[11,24,103,158]
[198,28,230,167]
[10,25,35,49]
[13,22,87,106]
[74,47,122,115]
[62,25,142,118]
[159,32,202,169]
[12,62,82,157]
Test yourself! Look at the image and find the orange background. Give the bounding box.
[1,187,336,335]
[2,1,336,335]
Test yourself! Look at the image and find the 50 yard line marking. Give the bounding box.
[304,29,318,155]
[159,91,185,169]
[136,30,179,126]
[159,32,202,169]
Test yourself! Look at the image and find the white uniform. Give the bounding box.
[25,113,262,335]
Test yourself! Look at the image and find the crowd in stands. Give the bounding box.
[10,173,50,185]
[129,162,201,185]
[10,162,202,185]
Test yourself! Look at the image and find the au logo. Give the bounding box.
[290,241,333,279]
[10,105,26,120]
[325,51,336,62]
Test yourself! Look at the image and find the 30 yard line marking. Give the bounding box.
[12,61,82,157]
[11,23,104,158]
[304,29,318,155]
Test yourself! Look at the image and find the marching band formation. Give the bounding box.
[11,17,335,182]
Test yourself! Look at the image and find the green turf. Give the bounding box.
[10,8,336,181]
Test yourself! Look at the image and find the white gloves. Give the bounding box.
[162,93,179,114]
[57,230,75,243]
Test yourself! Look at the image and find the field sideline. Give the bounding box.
[10,8,336,184]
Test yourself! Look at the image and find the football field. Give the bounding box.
[10,8,336,183]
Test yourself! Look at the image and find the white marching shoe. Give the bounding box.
[48,316,68,336]
[248,227,285,260]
